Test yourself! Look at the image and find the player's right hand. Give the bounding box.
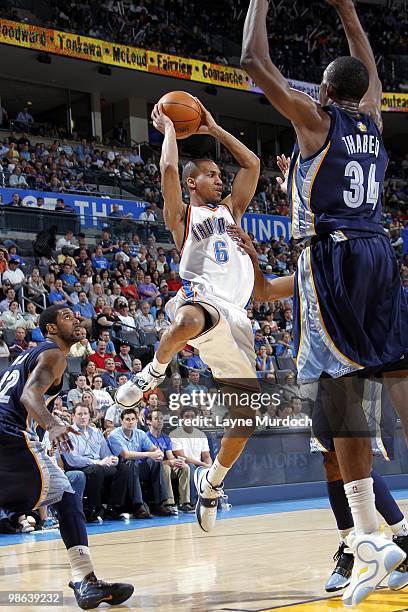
[226,225,258,261]
[47,423,80,453]
[151,103,174,134]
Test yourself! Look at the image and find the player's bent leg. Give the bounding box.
[54,491,134,610]
[195,399,256,533]
[116,304,206,408]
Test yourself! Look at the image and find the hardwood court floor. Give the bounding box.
[0,500,407,612]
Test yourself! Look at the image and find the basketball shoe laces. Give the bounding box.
[393,536,408,573]
[130,364,163,390]
[333,542,354,576]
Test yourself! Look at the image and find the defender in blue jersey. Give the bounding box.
[240,0,407,606]
[0,305,133,609]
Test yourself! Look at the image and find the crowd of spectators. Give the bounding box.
[1,130,406,225]
[11,0,406,90]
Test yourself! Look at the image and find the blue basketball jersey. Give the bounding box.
[0,341,63,438]
[288,105,388,239]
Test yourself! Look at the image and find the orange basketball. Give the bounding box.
[158,91,202,139]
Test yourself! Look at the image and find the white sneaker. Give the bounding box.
[115,363,165,407]
[342,532,406,607]
[194,467,224,533]
[19,518,34,533]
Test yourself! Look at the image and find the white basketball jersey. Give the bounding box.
[179,203,254,309]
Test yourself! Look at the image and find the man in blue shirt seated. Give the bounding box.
[48,278,70,306]
[72,291,96,335]
[63,403,129,522]
[92,246,110,272]
[91,330,116,356]
[146,409,194,513]
[108,408,174,519]
[101,358,118,389]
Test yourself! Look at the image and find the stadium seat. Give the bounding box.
[2,330,16,346]
[67,356,83,374]
[277,357,297,371]
[0,356,10,371]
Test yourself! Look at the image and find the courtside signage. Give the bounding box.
[0,19,405,112]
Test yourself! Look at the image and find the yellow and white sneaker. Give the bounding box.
[342,532,406,607]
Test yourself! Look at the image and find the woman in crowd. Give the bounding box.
[1,301,32,330]
[84,360,97,387]
[255,345,275,379]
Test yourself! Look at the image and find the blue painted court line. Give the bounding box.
[1,488,407,548]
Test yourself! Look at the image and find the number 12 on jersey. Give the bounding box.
[343,161,380,209]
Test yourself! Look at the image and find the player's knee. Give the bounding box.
[174,310,204,339]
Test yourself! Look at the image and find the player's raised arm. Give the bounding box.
[195,99,260,222]
[227,225,294,301]
[20,350,78,451]
[152,104,186,250]
[326,0,382,131]
[241,0,326,133]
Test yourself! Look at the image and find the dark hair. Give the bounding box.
[180,406,196,419]
[182,159,215,187]
[146,408,163,422]
[325,56,369,101]
[39,304,66,334]
[120,407,137,420]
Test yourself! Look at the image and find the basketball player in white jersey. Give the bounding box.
[117,98,260,532]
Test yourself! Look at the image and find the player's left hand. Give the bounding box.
[194,98,219,135]
[226,225,258,261]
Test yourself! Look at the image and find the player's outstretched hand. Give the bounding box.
[151,103,174,134]
[194,98,219,136]
[276,154,291,194]
[47,422,80,453]
[227,224,258,261]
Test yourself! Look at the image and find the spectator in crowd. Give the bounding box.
[72,291,96,335]
[92,374,114,417]
[15,106,34,131]
[146,409,194,513]
[2,259,25,291]
[48,278,70,306]
[67,374,88,412]
[33,225,58,263]
[108,408,173,518]
[84,360,97,387]
[64,403,129,522]
[256,345,275,379]
[89,340,112,373]
[101,358,118,389]
[91,330,115,356]
[69,326,94,358]
[114,341,133,373]
[1,301,27,330]
[170,407,212,504]
[184,370,208,398]
[8,327,28,360]
[0,287,16,313]
[135,301,156,335]
[26,267,47,304]
[275,331,295,358]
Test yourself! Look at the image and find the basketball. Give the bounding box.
[158,91,202,139]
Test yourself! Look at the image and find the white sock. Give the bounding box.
[390,517,408,537]
[67,545,94,583]
[344,478,379,536]
[206,458,229,487]
[151,354,169,376]
[339,527,353,541]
